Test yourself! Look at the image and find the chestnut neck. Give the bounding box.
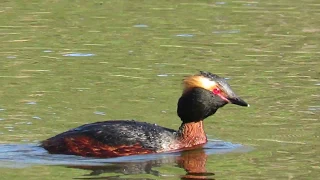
[177,120,207,148]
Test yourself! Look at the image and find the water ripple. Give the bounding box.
[63,53,95,57]
[25,101,37,105]
[133,24,148,28]
[0,140,251,168]
[94,111,106,116]
[176,34,194,37]
[213,30,240,34]
[32,116,42,120]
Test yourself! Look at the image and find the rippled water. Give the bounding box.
[0,141,247,166]
[0,0,319,179]
[0,141,251,179]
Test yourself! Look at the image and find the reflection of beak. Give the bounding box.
[227,97,250,107]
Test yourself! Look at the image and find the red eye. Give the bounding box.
[213,88,221,95]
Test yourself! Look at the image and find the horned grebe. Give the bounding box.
[41,71,249,157]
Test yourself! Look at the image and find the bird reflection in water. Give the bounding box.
[70,148,215,180]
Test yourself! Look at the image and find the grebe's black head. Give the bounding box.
[177,71,249,123]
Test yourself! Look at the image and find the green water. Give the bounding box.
[0,0,319,179]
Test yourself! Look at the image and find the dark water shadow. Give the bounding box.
[0,140,252,179]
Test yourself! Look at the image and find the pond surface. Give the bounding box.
[0,141,250,179]
[0,0,319,179]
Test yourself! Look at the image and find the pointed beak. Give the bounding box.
[227,97,249,107]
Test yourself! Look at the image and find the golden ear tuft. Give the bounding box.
[183,75,217,93]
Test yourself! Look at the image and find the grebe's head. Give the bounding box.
[178,71,249,123]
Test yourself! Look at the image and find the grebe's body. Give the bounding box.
[42,71,249,158]
[41,120,206,157]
